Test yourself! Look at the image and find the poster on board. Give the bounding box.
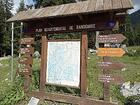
[46,41,80,87]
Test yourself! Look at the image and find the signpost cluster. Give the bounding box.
[97,34,126,101]
[18,38,34,92]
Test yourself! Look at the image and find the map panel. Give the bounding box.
[46,41,80,87]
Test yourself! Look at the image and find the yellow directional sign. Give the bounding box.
[97,48,125,57]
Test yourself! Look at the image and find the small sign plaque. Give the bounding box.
[97,48,125,57]
[98,75,124,84]
[19,57,33,65]
[20,47,34,54]
[98,34,126,43]
[19,65,32,73]
[20,38,34,45]
[28,97,39,105]
[98,62,125,70]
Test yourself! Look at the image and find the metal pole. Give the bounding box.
[18,22,23,70]
[19,22,23,58]
[95,31,99,49]
[11,22,14,81]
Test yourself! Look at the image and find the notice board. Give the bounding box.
[46,41,81,87]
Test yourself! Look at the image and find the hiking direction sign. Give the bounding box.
[20,38,34,45]
[19,38,34,74]
[98,61,125,70]
[19,57,33,65]
[97,48,125,57]
[20,47,34,55]
[98,75,124,84]
[19,38,34,92]
[97,34,126,101]
[97,34,126,43]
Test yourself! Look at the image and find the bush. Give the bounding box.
[127,46,140,57]
[125,96,140,105]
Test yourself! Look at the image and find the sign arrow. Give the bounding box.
[20,38,34,45]
[98,61,125,70]
[20,47,34,55]
[98,34,126,43]
[98,75,124,84]
[97,48,125,57]
[18,66,32,75]
[19,57,33,65]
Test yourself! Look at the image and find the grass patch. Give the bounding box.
[0,46,140,104]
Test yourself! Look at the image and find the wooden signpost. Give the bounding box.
[97,34,126,101]
[18,38,34,92]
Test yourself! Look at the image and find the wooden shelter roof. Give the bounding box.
[7,0,133,22]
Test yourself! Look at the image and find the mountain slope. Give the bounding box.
[130,9,140,26]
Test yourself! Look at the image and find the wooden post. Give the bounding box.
[40,33,48,92]
[103,56,110,101]
[24,75,31,92]
[80,31,88,97]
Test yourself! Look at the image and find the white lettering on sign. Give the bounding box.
[98,62,113,67]
[35,24,96,33]
[69,26,74,30]
[36,28,43,32]
[99,75,114,83]
[76,24,96,30]
[44,26,66,32]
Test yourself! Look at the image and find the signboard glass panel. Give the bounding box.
[46,41,80,87]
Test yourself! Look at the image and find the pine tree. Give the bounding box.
[0,0,13,56]
[17,0,26,12]
[0,0,5,56]
[35,0,75,8]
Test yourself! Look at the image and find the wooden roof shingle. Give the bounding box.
[7,0,133,22]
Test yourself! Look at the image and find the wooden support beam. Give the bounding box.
[80,31,88,97]
[103,57,111,101]
[27,92,117,105]
[40,33,48,92]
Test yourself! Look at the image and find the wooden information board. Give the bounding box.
[46,41,81,87]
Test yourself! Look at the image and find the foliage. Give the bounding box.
[125,95,140,105]
[0,76,26,105]
[0,0,13,56]
[35,0,75,8]
[127,46,140,57]
[17,0,26,12]
[111,85,126,104]
[121,16,140,46]
[130,9,140,27]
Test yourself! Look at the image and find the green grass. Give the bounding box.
[0,59,11,94]
[0,46,140,104]
[87,54,103,98]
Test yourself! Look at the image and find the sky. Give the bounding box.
[13,0,35,14]
[12,0,140,14]
[129,0,140,14]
